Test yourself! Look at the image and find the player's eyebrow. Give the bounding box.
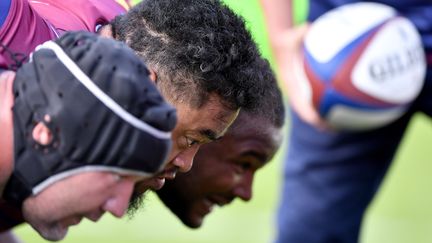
[241,151,268,165]
[199,129,218,141]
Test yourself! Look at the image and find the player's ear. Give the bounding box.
[98,24,114,38]
[32,116,53,146]
[148,69,158,84]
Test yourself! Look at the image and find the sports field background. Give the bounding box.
[15,0,432,242]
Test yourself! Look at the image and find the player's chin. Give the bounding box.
[181,199,216,228]
[181,212,205,229]
[37,224,68,241]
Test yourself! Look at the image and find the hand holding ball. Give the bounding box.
[300,2,426,130]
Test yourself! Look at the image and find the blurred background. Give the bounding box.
[15,0,432,242]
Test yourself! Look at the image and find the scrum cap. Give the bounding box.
[3,31,177,205]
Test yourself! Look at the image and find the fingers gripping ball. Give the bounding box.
[4,31,177,205]
[300,2,426,131]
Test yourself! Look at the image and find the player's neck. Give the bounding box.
[0,71,15,197]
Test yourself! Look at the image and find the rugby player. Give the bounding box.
[0,31,176,241]
[1,0,264,193]
[157,58,286,228]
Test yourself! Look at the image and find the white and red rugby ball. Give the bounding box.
[299,2,426,130]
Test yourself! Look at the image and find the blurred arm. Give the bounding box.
[260,0,293,64]
[260,0,327,129]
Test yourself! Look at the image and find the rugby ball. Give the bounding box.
[299,2,426,130]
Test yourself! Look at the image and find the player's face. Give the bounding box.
[157,114,283,228]
[22,172,140,241]
[135,93,239,192]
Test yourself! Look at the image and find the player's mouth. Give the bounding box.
[207,195,233,207]
[70,217,82,226]
[61,217,83,228]
[198,196,232,216]
[152,177,166,190]
[85,210,105,222]
[147,167,180,191]
[201,198,215,215]
[157,167,178,180]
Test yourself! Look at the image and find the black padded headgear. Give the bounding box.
[3,31,177,205]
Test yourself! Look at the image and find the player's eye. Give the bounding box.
[186,137,199,148]
[233,158,260,175]
[241,162,252,171]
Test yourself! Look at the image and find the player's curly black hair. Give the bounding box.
[111,0,262,110]
[244,58,285,128]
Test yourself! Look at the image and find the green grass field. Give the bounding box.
[15,1,432,242]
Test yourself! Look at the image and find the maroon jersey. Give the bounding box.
[0,0,128,69]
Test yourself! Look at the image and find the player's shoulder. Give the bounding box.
[29,0,127,33]
[29,0,128,19]
[87,0,130,18]
[63,0,129,13]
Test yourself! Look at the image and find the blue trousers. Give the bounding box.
[275,68,432,243]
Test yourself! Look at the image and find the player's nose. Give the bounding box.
[172,145,200,173]
[102,177,135,217]
[233,172,254,201]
